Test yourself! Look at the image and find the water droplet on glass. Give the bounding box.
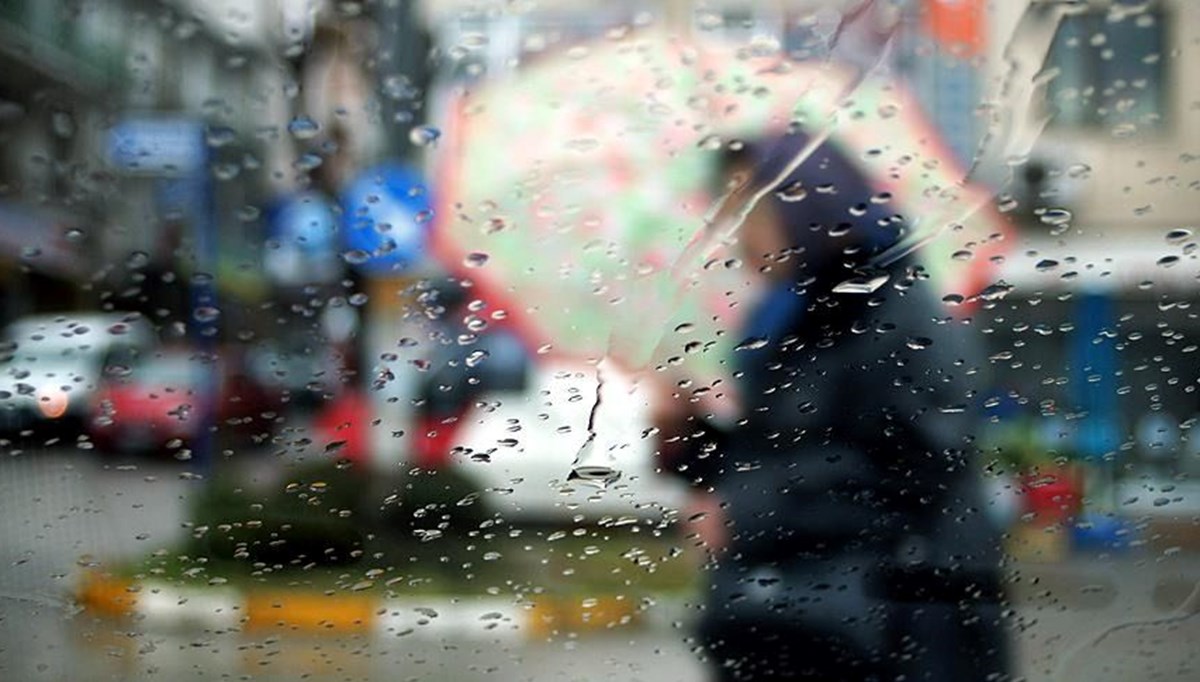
[1165,228,1191,244]
[349,292,369,306]
[833,271,890,295]
[1067,163,1092,179]
[734,336,769,352]
[126,251,150,269]
[1039,208,1073,226]
[193,306,220,323]
[1156,255,1180,268]
[567,463,621,489]
[1035,259,1059,272]
[459,32,488,49]
[465,349,489,368]
[776,182,808,203]
[463,252,489,268]
[906,336,933,350]
[942,293,964,306]
[287,115,320,140]
[342,249,370,265]
[696,11,723,30]
[293,153,322,171]
[212,162,241,180]
[205,125,236,148]
[977,282,1014,302]
[1111,123,1136,139]
[409,125,441,147]
[696,133,723,151]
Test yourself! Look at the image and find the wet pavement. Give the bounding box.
[1,448,1197,681]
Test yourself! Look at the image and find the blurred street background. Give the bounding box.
[0,1,1198,680]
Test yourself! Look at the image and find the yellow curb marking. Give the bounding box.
[77,572,138,617]
[526,595,640,637]
[243,592,375,632]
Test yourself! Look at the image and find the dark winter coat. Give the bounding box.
[666,132,1010,681]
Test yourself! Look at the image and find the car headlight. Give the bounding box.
[36,386,70,419]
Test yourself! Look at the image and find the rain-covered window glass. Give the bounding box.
[2,2,1199,681]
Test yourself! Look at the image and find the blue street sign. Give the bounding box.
[264,192,340,285]
[107,117,206,175]
[339,163,431,275]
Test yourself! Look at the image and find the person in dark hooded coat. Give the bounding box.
[656,130,1011,681]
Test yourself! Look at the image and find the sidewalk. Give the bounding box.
[1006,554,1199,682]
[76,553,1199,635]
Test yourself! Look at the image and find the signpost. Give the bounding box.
[339,163,432,471]
[108,116,218,477]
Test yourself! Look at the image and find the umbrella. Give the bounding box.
[431,28,1008,391]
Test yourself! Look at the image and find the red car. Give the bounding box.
[88,346,280,455]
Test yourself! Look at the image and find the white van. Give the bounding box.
[447,359,686,522]
[408,315,686,523]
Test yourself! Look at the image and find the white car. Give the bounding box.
[0,312,154,432]
[448,360,686,522]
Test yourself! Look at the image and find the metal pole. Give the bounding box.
[190,127,219,480]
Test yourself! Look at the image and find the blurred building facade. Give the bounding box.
[0,0,428,336]
[419,0,1194,234]
[993,0,1195,237]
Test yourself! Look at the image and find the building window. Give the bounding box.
[1046,2,1168,130]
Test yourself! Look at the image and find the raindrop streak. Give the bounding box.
[734,336,769,352]
[567,358,622,488]
[652,1,900,346]
[1050,584,1200,682]
[849,0,1085,291]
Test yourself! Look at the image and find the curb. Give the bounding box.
[74,571,689,639]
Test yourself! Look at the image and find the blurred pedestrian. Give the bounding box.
[656,130,1010,681]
